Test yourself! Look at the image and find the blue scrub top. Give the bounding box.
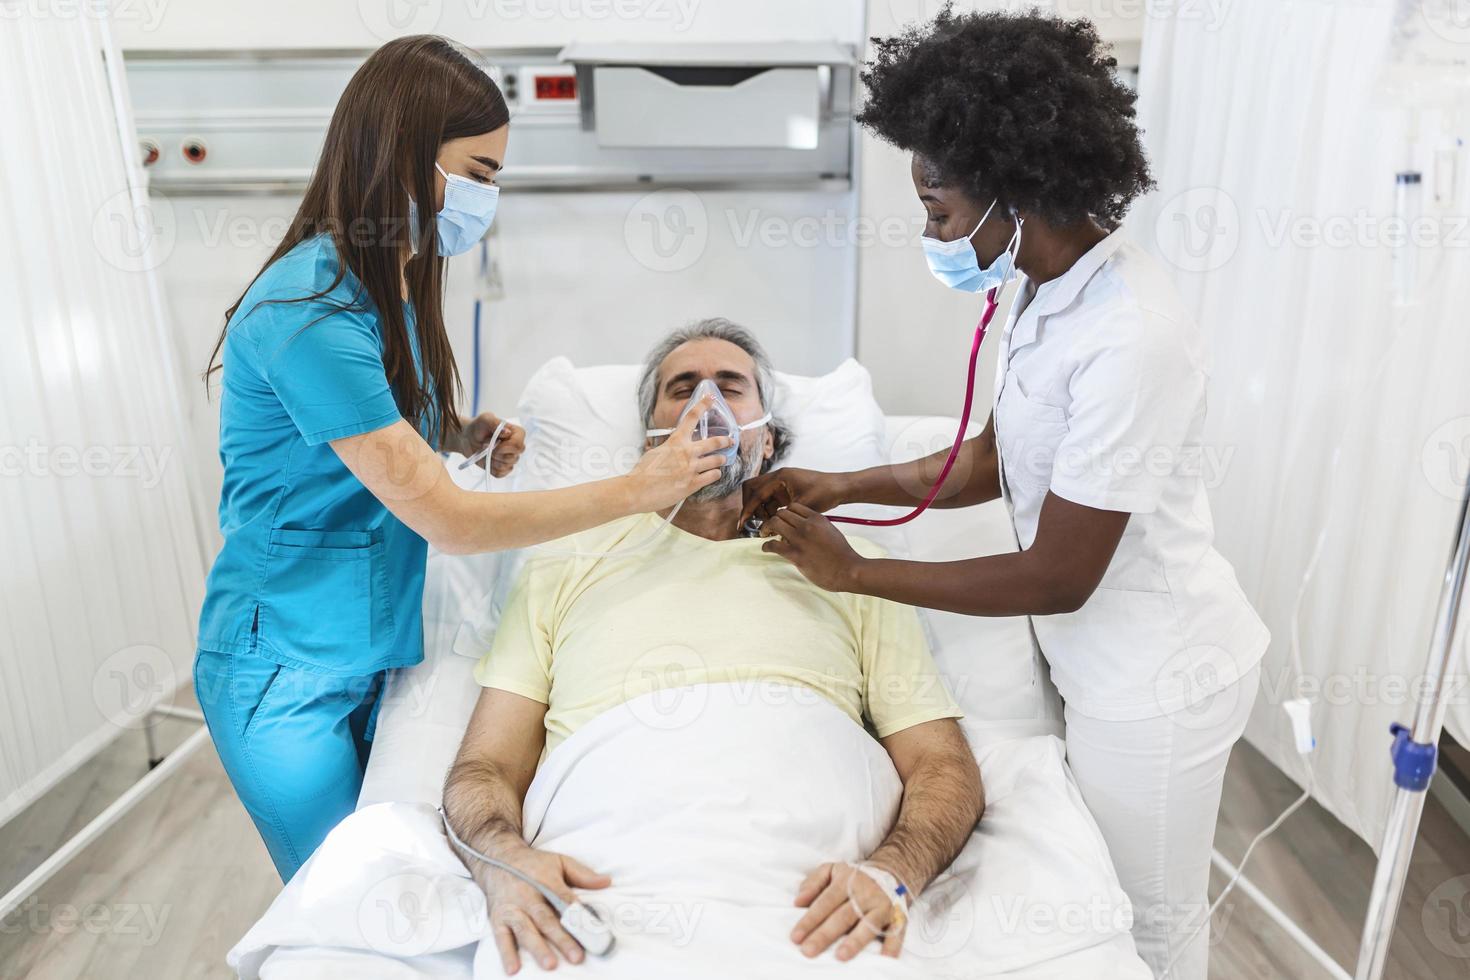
[199,235,429,676]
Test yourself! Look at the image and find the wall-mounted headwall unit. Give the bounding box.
[125,42,857,195]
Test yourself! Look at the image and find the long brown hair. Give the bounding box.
[205,35,509,447]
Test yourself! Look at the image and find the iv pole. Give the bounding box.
[1352,6,1470,966]
[1352,472,1470,979]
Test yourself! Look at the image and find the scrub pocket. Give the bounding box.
[258,528,390,669]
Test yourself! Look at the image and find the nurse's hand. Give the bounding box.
[473,838,611,974]
[628,393,733,511]
[461,412,526,478]
[740,468,846,528]
[761,502,865,593]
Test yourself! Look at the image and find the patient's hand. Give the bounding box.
[472,838,611,974]
[791,862,907,961]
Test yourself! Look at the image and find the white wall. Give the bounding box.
[464,191,860,408]
[855,0,1146,416]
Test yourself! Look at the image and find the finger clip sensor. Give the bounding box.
[558,900,614,956]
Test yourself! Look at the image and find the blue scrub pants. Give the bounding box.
[194,647,382,881]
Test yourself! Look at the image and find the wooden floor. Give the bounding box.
[0,708,278,980]
[2,712,1468,979]
[1205,742,1470,979]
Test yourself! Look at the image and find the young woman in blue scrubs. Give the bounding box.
[197,36,730,881]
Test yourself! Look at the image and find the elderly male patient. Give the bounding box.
[444,319,983,975]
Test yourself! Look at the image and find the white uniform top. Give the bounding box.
[992,229,1268,721]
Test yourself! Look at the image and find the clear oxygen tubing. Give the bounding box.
[828,286,1003,527]
[1162,268,1411,979]
[457,420,685,559]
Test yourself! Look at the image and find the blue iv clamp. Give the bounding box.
[1388,723,1437,792]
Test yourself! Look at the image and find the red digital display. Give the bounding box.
[534,75,577,100]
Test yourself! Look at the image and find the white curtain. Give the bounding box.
[0,9,206,823]
[1132,0,1470,846]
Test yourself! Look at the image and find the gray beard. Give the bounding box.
[687,439,761,503]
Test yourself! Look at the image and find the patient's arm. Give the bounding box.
[791,718,983,962]
[867,718,985,897]
[444,687,610,974]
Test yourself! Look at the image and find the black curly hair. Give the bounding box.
[857,5,1153,227]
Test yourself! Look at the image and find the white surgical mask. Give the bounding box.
[921,198,1023,294]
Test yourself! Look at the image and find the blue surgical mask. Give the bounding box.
[921,198,1023,294]
[409,162,500,257]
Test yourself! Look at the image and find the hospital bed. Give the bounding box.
[228,358,1152,979]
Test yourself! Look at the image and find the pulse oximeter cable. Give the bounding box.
[437,806,615,956]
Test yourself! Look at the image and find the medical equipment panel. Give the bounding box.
[124,42,856,195]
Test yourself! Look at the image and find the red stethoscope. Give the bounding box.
[828,286,1002,528]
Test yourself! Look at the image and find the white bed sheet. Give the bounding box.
[253,693,1149,980]
[247,416,1147,979]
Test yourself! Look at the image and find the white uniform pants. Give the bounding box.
[1064,665,1261,979]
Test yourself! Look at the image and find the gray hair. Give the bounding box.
[636,317,791,471]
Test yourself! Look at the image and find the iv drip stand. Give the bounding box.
[1353,472,1470,979]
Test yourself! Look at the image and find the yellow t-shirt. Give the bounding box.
[463,513,962,755]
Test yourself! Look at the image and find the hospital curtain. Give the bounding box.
[1132,0,1470,847]
[0,10,207,823]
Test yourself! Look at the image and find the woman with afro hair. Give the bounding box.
[744,8,1266,977]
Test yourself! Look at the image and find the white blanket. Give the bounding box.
[231,684,1147,979]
